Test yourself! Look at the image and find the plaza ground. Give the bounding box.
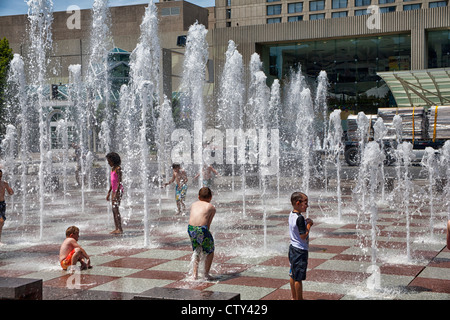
[0,172,449,300]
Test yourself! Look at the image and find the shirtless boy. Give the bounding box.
[187,187,216,280]
[194,164,220,188]
[59,226,92,272]
[0,170,14,244]
[163,163,189,215]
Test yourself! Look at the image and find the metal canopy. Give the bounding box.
[377,68,450,108]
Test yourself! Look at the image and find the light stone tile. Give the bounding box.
[204,284,274,300]
[91,277,173,294]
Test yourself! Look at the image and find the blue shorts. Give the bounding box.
[289,244,308,281]
[0,201,6,221]
[187,225,215,254]
[175,184,187,201]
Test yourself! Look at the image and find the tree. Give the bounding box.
[0,37,14,137]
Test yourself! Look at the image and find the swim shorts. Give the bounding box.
[0,201,6,221]
[60,249,76,270]
[187,225,215,254]
[288,244,308,281]
[175,184,187,201]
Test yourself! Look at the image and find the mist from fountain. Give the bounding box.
[156,95,175,214]
[373,117,388,201]
[359,141,385,288]
[217,40,244,194]
[421,147,438,239]
[180,21,209,187]
[88,0,113,153]
[26,0,54,240]
[268,79,281,204]
[315,71,329,192]
[0,125,16,212]
[354,112,370,212]
[326,109,343,221]
[396,141,414,261]
[117,0,160,246]
[440,141,450,220]
[55,119,69,202]
[288,68,314,213]
[5,54,29,220]
[68,64,87,212]
[84,1,114,235]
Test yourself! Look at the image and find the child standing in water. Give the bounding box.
[163,163,188,215]
[288,192,313,300]
[106,152,123,234]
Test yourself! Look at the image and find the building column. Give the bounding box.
[411,27,426,70]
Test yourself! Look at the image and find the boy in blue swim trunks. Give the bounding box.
[163,163,188,215]
[188,187,216,280]
[288,192,313,300]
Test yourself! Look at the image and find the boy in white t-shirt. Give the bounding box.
[288,192,313,300]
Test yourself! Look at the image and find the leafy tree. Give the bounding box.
[0,37,14,137]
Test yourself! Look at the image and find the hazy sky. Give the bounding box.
[0,0,215,16]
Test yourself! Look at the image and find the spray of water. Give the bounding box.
[26,0,54,240]
[5,54,29,220]
[217,40,244,194]
[326,109,343,220]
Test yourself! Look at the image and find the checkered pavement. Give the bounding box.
[0,180,449,300]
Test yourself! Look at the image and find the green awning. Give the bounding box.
[377,68,450,108]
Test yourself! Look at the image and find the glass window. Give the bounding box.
[288,15,304,22]
[226,9,231,19]
[260,33,411,114]
[355,9,369,15]
[288,2,303,13]
[332,0,347,9]
[380,6,396,12]
[379,0,395,3]
[267,0,280,2]
[429,1,447,7]
[226,0,231,6]
[332,11,348,18]
[310,13,325,20]
[310,0,325,11]
[267,17,282,23]
[161,7,180,16]
[428,29,450,68]
[355,0,371,6]
[403,4,421,10]
[267,4,282,15]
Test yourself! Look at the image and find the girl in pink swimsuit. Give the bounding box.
[106,152,123,234]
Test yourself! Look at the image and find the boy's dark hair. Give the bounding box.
[66,226,79,237]
[172,163,181,169]
[291,192,307,206]
[198,187,212,200]
[106,152,121,166]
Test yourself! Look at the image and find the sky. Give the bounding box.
[0,0,215,16]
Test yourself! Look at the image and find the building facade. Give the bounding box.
[1,0,449,118]
[211,0,449,113]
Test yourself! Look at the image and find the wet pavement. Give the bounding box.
[0,175,449,300]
